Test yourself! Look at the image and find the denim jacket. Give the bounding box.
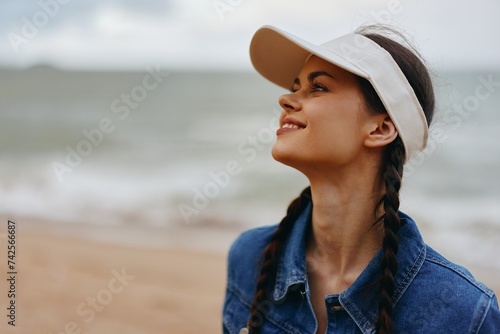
[223,203,500,333]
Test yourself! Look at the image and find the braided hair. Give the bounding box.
[247,26,435,334]
[372,137,405,334]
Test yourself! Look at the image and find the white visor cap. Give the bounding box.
[250,25,429,162]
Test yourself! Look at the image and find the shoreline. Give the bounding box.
[6,214,243,254]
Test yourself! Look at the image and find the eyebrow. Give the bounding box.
[291,71,335,90]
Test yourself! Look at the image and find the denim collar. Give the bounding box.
[272,202,427,333]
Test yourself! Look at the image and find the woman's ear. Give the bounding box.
[364,115,398,148]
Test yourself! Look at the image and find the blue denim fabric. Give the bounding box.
[223,203,500,333]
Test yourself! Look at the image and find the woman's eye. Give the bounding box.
[289,83,327,93]
[311,83,327,92]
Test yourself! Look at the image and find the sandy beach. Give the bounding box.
[0,217,238,334]
[0,217,498,334]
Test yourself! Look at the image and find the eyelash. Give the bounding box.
[310,82,327,92]
[290,82,327,93]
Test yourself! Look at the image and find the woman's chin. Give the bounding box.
[271,145,299,167]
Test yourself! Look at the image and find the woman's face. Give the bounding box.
[272,56,377,173]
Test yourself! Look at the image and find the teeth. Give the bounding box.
[282,123,301,129]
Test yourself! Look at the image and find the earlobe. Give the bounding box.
[364,115,398,148]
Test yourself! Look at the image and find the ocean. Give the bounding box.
[1,66,499,271]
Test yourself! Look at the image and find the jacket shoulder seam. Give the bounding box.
[425,251,494,297]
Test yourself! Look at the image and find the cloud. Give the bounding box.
[0,0,498,70]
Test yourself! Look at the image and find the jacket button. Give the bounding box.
[239,328,249,334]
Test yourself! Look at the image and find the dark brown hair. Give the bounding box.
[247,26,435,334]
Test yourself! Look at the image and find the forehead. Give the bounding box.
[297,55,358,81]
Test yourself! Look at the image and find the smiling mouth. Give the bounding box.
[277,121,306,135]
[281,123,304,130]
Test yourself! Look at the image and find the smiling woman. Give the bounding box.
[222,25,500,334]
[272,61,379,171]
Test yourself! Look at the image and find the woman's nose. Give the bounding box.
[279,93,302,112]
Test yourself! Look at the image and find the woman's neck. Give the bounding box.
[305,166,385,290]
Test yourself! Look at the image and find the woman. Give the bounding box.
[223,25,500,334]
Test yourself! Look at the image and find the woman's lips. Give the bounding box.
[277,117,306,135]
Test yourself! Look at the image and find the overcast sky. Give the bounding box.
[0,0,499,71]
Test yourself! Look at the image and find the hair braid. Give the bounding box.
[247,187,311,333]
[375,138,405,334]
